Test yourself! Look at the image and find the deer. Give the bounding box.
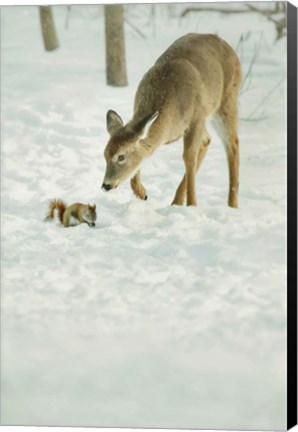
[102,33,241,207]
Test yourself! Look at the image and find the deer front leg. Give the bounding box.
[171,175,187,205]
[184,149,198,206]
[184,123,206,206]
[172,126,209,206]
[130,170,148,200]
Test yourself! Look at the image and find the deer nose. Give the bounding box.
[102,183,112,191]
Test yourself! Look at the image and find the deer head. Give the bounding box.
[101,110,159,191]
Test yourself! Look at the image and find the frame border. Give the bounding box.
[287,1,297,430]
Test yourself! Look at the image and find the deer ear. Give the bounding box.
[134,111,159,140]
[106,110,124,136]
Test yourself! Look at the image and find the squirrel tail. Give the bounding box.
[45,199,67,224]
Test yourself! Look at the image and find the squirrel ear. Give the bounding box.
[93,204,96,210]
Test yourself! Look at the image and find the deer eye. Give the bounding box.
[117,154,126,163]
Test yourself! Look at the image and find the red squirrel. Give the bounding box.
[45,199,97,227]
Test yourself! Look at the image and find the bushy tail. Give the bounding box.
[45,199,67,224]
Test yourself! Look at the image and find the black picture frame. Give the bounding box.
[1,2,297,431]
[287,1,298,430]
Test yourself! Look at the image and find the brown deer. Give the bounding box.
[102,33,241,207]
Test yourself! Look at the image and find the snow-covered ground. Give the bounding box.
[1,4,287,430]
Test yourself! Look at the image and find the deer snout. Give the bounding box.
[102,183,112,191]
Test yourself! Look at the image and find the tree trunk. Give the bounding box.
[104,5,128,87]
[39,6,59,51]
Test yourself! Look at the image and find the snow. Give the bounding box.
[1,4,287,430]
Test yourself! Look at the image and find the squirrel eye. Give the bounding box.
[118,154,126,162]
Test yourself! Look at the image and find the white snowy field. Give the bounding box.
[1,4,287,430]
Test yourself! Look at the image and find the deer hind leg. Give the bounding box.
[212,101,239,208]
[172,128,210,206]
[130,170,148,200]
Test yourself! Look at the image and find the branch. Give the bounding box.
[244,3,274,17]
[181,6,251,18]
[124,17,147,39]
[181,3,285,20]
[240,32,264,95]
[65,5,71,30]
[181,3,287,40]
[243,75,285,121]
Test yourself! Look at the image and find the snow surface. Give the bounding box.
[1,4,287,430]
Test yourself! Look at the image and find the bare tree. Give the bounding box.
[104,5,128,86]
[39,6,59,51]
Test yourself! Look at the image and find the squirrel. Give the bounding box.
[45,199,97,227]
